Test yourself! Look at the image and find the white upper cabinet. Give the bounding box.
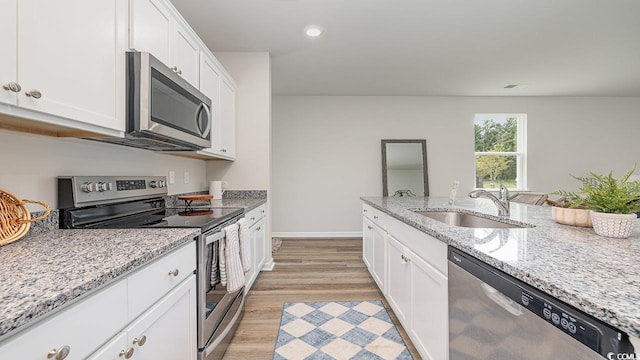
[0,0,126,134]
[129,0,200,88]
[197,52,236,160]
[219,76,236,158]
[0,0,17,106]
[199,54,222,152]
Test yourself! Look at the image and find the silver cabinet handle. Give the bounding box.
[373,215,379,220]
[363,209,368,212]
[221,149,227,153]
[401,254,411,263]
[47,345,70,360]
[119,348,134,359]
[25,89,42,99]
[251,217,255,221]
[177,69,182,75]
[2,82,21,92]
[367,226,372,230]
[133,335,147,346]
[256,227,261,231]
[170,66,178,71]
[168,269,179,277]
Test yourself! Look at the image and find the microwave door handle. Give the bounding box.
[195,103,211,137]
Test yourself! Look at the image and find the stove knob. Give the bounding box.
[158,180,166,188]
[81,182,94,193]
[96,182,109,192]
[149,180,157,188]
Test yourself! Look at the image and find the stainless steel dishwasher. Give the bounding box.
[448,247,635,359]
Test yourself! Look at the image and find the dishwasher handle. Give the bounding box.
[480,282,523,316]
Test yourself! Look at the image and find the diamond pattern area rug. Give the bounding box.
[273,300,413,360]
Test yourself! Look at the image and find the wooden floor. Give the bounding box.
[223,238,420,359]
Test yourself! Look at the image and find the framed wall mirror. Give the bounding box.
[382,139,429,197]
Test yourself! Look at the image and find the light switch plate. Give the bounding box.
[168,171,175,184]
[184,171,190,184]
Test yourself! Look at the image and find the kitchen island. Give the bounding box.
[361,196,640,349]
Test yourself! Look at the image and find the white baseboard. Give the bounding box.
[261,259,275,271]
[271,232,363,239]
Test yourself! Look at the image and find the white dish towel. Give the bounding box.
[237,218,252,272]
[220,222,245,292]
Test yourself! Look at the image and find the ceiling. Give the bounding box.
[169,0,640,96]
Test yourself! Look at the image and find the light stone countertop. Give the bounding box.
[0,228,199,339]
[361,196,640,338]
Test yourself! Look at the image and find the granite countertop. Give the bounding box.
[361,196,640,338]
[209,198,266,211]
[0,228,199,339]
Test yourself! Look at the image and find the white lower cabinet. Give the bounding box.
[123,276,196,360]
[362,217,374,269]
[87,332,128,360]
[0,281,127,360]
[245,204,267,292]
[0,241,197,360]
[410,253,448,360]
[362,201,449,360]
[386,235,411,324]
[371,223,387,293]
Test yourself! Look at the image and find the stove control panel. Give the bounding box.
[58,176,168,208]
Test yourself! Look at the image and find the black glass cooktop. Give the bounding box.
[61,197,243,232]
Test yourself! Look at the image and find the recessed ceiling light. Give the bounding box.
[504,84,518,89]
[304,25,324,38]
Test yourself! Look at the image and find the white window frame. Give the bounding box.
[474,113,527,191]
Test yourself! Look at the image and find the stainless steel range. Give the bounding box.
[58,176,245,360]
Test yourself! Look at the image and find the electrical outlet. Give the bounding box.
[168,171,175,184]
[184,171,190,184]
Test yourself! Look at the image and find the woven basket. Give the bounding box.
[0,188,50,246]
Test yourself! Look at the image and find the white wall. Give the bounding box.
[272,96,640,234]
[206,52,271,191]
[0,130,207,210]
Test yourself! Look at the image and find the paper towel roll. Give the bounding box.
[209,181,227,199]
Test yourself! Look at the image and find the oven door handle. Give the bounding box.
[205,231,225,245]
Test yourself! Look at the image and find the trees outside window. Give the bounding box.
[474,114,527,190]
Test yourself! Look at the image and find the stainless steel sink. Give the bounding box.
[414,210,531,229]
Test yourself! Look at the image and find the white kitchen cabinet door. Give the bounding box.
[129,0,172,65]
[218,76,236,158]
[253,217,267,272]
[86,332,128,360]
[16,0,125,131]
[371,222,387,293]
[410,251,449,360]
[172,23,200,87]
[362,217,374,269]
[246,216,266,291]
[199,54,222,152]
[125,276,197,360]
[386,235,411,325]
[0,0,17,106]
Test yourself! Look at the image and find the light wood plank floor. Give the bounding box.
[223,238,420,359]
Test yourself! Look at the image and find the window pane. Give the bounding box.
[474,115,518,152]
[475,155,517,189]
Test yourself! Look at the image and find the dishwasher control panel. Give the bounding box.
[519,289,599,351]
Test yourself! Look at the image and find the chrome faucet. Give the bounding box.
[468,183,510,217]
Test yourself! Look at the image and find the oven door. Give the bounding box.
[198,230,245,351]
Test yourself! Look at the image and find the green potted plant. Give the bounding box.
[554,166,640,238]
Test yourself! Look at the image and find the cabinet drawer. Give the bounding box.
[0,280,127,360]
[245,204,266,227]
[362,203,387,229]
[128,241,196,321]
[386,215,447,276]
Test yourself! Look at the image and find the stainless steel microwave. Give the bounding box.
[92,52,212,151]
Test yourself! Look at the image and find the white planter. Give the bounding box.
[589,211,637,238]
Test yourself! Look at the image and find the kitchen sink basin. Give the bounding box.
[414,210,531,229]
